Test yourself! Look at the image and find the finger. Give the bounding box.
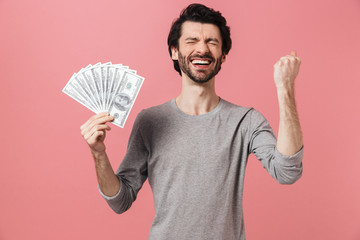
[280,56,299,66]
[279,57,290,64]
[84,124,111,140]
[88,115,113,131]
[281,55,296,60]
[80,112,108,131]
[280,56,291,63]
[81,115,113,137]
[274,59,283,67]
[80,112,109,131]
[88,124,111,138]
[85,124,111,139]
[291,50,297,57]
[285,55,301,64]
[85,112,109,126]
[87,131,105,146]
[275,55,291,66]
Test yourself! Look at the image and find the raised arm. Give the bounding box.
[273,50,303,156]
[80,112,120,197]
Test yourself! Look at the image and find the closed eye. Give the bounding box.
[206,38,219,46]
[185,37,198,44]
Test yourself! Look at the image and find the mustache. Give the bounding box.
[188,54,215,62]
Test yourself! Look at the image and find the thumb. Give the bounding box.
[291,50,297,57]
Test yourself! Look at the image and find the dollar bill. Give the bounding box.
[63,62,145,127]
[62,74,97,112]
[108,71,144,128]
[85,68,103,111]
[106,66,127,110]
[76,71,102,111]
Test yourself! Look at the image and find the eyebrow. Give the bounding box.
[185,37,199,41]
[184,37,220,43]
[206,38,219,43]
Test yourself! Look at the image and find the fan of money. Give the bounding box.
[62,62,144,128]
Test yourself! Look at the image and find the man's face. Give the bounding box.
[171,21,226,84]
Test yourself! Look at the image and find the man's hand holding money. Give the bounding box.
[80,112,114,154]
[80,112,120,197]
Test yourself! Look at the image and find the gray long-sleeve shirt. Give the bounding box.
[99,98,303,240]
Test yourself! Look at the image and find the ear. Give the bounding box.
[171,46,179,61]
[221,54,226,63]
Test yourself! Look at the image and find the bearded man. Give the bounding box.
[80,4,303,240]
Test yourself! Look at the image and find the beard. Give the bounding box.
[178,51,223,84]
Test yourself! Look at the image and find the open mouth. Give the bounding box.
[190,56,213,69]
[191,59,212,66]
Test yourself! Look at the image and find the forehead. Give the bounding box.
[180,21,222,40]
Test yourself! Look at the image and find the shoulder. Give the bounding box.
[138,100,172,118]
[219,98,268,126]
[220,98,253,119]
[221,98,252,112]
[134,99,173,127]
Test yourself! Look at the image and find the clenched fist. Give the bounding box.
[80,112,114,153]
[273,50,301,90]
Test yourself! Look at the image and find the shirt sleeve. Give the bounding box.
[248,109,303,184]
[99,111,149,213]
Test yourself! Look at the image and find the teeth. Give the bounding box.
[192,60,210,64]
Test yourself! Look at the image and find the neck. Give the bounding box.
[176,75,219,115]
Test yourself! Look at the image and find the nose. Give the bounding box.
[195,41,210,55]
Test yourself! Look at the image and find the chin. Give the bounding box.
[190,77,212,84]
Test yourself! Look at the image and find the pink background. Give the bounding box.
[1,0,359,239]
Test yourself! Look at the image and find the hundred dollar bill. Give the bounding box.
[94,62,111,110]
[62,74,98,112]
[106,66,129,110]
[108,71,144,128]
[83,67,103,112]
[78,63,101,110]
[99,62,114,111]
[66,72,102,112]
[75,70,101,112]
[101,64,109,111]
[63,62,144,127]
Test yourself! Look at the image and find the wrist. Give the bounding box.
[276,85,296,99]
[276,82,294,92]
[276,86,298,114]
[91,149,107,160]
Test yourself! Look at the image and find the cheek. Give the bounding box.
[179,44,194,55]
[178,52,187,64]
